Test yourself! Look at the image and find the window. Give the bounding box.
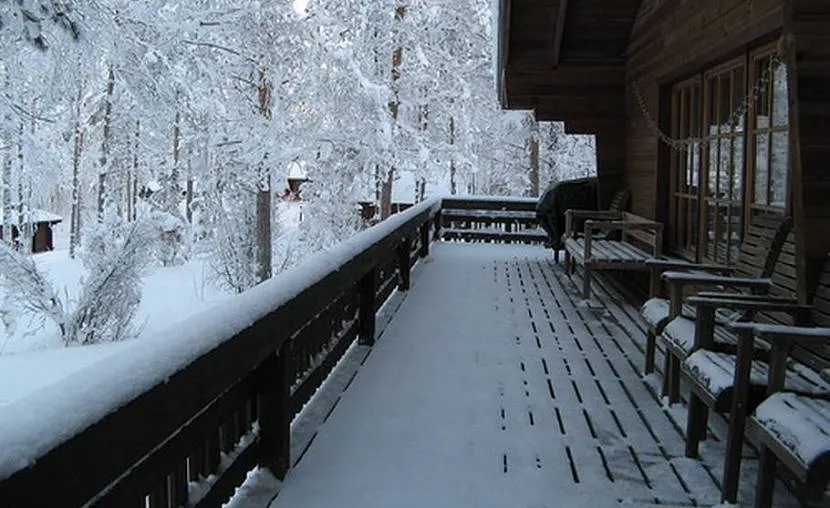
[667,43,789,265]
[748,49,789,214]
[669,78,701,257]
[702,61,745,265]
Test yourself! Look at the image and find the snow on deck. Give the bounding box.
[266,242,802,508]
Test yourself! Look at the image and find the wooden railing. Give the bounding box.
[440,196,547,244]
[0,196,536,508]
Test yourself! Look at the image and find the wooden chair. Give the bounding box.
[676,249,830,504]
[639,214,792,384]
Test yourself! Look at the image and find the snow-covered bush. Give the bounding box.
[0,208,156,346]
[153,211,188,267]
[0,242,67,338]
[69,209,156,344]
[208,187,261,294]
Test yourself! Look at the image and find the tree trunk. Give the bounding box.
[529,136,540,197]
[186,159,194,224]
[380,170,393,219]
[256,69,272,282]
[97,66,114,219]
[70,107,84,258]
[449,116,457,195]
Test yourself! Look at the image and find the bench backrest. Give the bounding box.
[733,214,793,280]
[620,212,662,256]
[607,189,630,213]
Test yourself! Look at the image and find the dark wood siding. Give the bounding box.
[625,0,785,219]
[786,1,830,302]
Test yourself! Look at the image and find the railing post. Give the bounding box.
[359,267,376,346]
[257,340,291,480]
[419,222,430,258]
[433,211,442,240]
[397,237,412,291]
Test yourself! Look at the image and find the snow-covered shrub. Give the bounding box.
[0,242,67,338]
[208,190,261,294]
[68,209,156,344]
[153,211,188,266]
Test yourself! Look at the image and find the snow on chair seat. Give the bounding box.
[638,214,792,378]
[750,392,830,485]
[683,349,830,412]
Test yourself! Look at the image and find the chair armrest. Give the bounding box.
[728,323,830,344]
[687,295,810,314]
[695,292,798,304]
[645,259,733,274]
[662,271,771,289]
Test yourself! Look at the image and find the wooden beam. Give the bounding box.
[552,0,569,68]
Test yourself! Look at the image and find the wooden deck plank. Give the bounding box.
[270,243,802,508]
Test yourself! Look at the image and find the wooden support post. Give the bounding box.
[434,211,442,240]
[359,268,377,346]
[419,222,429,257]
[397,237,412,291]
[257,341,291,480]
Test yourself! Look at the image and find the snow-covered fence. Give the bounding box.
[440,196,548,244]
[0,198,442,508]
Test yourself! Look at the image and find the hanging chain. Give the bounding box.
[630,53,783,152]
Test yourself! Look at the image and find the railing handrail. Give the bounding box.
[0,194,543,508]
[0,197,441,507]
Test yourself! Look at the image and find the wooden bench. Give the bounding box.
[674,242,830,504]
[545,188,630,262]
[640,214,792,378]
[441,198,548,244]
[563,211,663,299]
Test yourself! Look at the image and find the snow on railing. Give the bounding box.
[0,194,542,508]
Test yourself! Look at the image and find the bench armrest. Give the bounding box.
[584,220,662,232]
[564,210,622,220]
[645,259,733,274]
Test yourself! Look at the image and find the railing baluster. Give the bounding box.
[359,268,377,346]
[397,237,412,291]
[170,462,188,507]
[147,477,169,508]
[257,341,291,479]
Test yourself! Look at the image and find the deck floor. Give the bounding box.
[266,242,801,508]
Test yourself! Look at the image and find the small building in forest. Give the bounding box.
[0,210,62,253]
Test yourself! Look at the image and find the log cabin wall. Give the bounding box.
[784,1,830,302]
[625,0,785,221]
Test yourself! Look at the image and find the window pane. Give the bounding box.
[719,76,732,133]
[755,56,771,119]
[691,141,700,189]
[770,131,788,207]
[755,133,770,205]
[772,62,788,127]
[732,135,743,200]
[690,198,699,247]
[708,138,719,197]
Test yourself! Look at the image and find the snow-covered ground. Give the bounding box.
[0,202,304,407]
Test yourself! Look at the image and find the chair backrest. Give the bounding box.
[733,214,793,280]
[793,254,830,372]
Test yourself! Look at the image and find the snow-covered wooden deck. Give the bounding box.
[264,242,801,507]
